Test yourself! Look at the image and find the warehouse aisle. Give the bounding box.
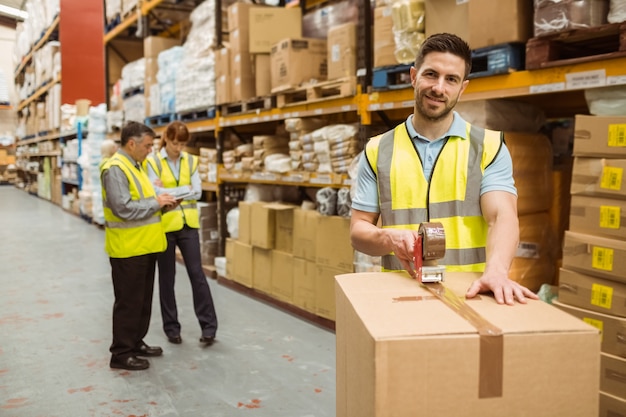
[0,186,336,417]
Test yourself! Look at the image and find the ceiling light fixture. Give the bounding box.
[0,4,28,21]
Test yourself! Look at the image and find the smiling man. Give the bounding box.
[350,33,539,305]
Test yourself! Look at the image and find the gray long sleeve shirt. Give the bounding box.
[101,149,161,221]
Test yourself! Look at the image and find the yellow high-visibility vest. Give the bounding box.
[101,154,166,258]
[365,122,503,272]
[145,152,200,233]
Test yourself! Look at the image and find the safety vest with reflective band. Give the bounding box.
[101,154,167,258]
[365,122,503,272]
[145,151,199,233]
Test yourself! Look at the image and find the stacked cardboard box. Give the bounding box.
[224,3,302,102]
[556,115,626,416]
[227,201,354,321]
[198,202,219,267]
[335,271,600,417]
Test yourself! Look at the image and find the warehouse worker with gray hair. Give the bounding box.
[349,33,539,306]
[101,121,179,371]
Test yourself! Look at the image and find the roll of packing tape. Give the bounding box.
[419,222,446,260]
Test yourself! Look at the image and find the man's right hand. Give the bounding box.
[156,193,178,209]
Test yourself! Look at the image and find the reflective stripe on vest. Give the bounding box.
[101,153,166,258]
[367,122,502,272]
[146,152,200,232]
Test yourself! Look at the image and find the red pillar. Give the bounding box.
[59,0,106,105]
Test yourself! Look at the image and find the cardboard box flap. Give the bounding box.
[336,271,597,340]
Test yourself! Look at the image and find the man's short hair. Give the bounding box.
[415,33,472,79]
[120,121,156,146]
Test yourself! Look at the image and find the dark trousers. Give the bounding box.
[157,226,218,338]
[109,253,158,358]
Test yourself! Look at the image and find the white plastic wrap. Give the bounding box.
[608,0,626,21]
[264,153,292,174]
[585,85,626,115]
[121,58,145,93]
[226,207,239,239]
[316,187,338,216]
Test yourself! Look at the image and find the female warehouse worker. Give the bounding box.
[145,121,218,346]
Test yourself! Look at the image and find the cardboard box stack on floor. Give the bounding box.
[335,271,600,417]
[227,201,354,321]
[556,114,626,416]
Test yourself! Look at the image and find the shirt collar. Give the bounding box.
[118,149,140,167]
[159,147,184,162]
[405,111,468,142]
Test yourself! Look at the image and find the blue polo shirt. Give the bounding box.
[351,112,517,213]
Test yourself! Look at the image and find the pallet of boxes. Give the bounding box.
[555,114,626,416]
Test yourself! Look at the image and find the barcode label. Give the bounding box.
[590,283,613,310]
[516,241,540,259]
[600,166,623,191]
[591,246,614,271]
[599,206,621,229]
[608,124,626,147]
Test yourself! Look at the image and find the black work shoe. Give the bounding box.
[134,342,163,357]
[167,335,182,344]
[199,335,215,346]
[110,355,149,371]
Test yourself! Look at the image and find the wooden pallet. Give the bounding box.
[372,64,412,91]
[145,113,178,128]
[178,106,217,122]
[220,96,276,116]
[468,43,525,79]
[276,77,357,108]
[526,22,626,70]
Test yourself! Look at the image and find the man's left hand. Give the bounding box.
[466,274,539,305]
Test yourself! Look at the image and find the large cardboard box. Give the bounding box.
[270,38,328,92]
[373,6,397,68]
[252,247,272,294]
[562,231,626,283]
[600,391,626,416]
[316,215,353,272]
[144,36,180,57]
[336,271,600,417]
[215,47,231,104]
[571,157,626,200]
[227,2,255,30]
[225,237,235,279]
[424,0,533,49]
[271,250,294,303]
[231,50,256,102]
[573,115,626,158]
[569,195,626,240]
[233,241,253,287]
[558,268,626,318]
[238,201,252,244]
[273,203,295,253]
[254,53,271,97]
[293,208,319,261]
[250,202,293,249]
[327,22,357,80]
[293,258,316,313]
[248,7,302,53]
[315,264,343,321]
[601,353,626,400]
[554,300,626,358]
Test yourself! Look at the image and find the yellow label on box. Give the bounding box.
[599,206,621,229]
[600,166,623,190]
[583,317,604,341]
[592,246,614,271]
[608,124,626,147]
[590,283,613,309]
